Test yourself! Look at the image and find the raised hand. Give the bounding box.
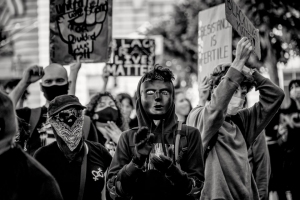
[22,65,44,85]
[70,57,82,73]
[105,121,122,143]
[233,37,253,71]
[133,127,154,161]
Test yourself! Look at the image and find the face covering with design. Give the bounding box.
[227,96,245,115]
[93,107,119,123]
[49,109,84,151]
[41,83,69,101]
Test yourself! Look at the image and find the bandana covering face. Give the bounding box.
[49,108,84,151]
[227,96,245,115]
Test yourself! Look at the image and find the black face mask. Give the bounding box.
[94,107,119,123]
[41,83,69,101]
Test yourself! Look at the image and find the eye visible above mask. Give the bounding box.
[227,96,245,116]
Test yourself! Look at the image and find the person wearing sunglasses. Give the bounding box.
[34,95,112,200]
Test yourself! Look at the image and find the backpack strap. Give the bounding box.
[83,116,91,140]
[175,121,188,170]
[29,107,42,137]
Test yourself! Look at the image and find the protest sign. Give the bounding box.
[198,3,232,81]
[50,0,112,64]
[106,38,155,76]
[225,0,261,60]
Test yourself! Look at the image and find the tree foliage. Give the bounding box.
[145,0,300,85]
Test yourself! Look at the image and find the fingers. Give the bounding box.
[134,126,149,144]
[105,126,113,135]
[147,133,155,144]
[29,65,44,77]
[108,121,118,130]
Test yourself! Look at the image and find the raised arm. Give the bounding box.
[9,65,44,107]
[238,70,285,147]
[68,59,81,95]
[187,37,252,150]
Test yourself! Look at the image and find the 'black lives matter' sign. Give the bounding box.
[106,39,155,76]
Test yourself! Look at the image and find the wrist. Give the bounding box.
[132,155,146,168]
[231,59,245,72]
[20,78,31,87]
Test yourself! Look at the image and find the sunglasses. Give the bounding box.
[52,108,82,122]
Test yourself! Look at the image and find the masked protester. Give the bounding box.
[107,65,204,200]
[0,91,63,200]
[85,92,124,155]
[34,95,112,200]
[9,63,99,155]
[198,74,271,200]
[186,37,285,200]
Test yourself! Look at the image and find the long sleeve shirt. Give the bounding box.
[187,67,284,200]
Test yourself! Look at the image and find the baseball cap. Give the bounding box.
[48,95,85,117]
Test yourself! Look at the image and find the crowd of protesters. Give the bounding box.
[1,36,300,200]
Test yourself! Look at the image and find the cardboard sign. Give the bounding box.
[198,3,232,80]
[50,0,112,64]
[225,0,261,60]
[106,38,155,76]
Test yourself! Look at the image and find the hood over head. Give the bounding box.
[135,69,178,135]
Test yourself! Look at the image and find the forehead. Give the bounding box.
[99,96,114,102]
[140,80,173,92]
[291,82,300,88]
[42,65,68,82]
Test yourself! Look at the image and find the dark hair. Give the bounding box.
[85,92,123,130]
[288,79,300,93]
[141,64,175,83]
[116,93,134,108]
[208,63,255,100]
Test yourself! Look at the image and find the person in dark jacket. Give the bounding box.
[107,65,204,200]
[0,90,63,200]
[186,37,285,200]
[34,95,112,200]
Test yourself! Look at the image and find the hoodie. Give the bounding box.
[186,68,284,200]
[107,77,204,200]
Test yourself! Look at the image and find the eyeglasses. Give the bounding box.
[52,108,82,122]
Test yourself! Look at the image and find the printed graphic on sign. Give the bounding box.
[50,0,112,64]
[198,3,232,81]
[225,0,261,60]
[106,38,155,76]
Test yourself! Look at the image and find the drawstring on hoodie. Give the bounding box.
[161,119,167,156]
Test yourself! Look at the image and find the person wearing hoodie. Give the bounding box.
[107,65,204,200]
[0,90,63,200]
[186,37,285,200]
[198,73,271,200]
[10,62,98,155]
